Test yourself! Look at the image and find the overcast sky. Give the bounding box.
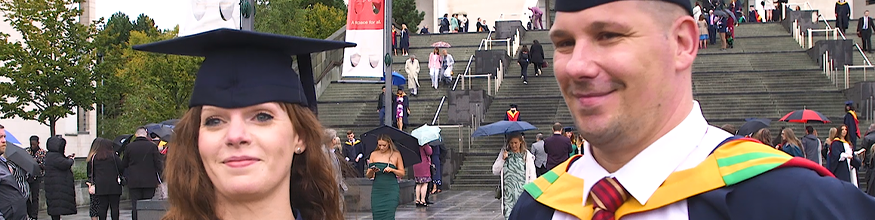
[96,0,188,29]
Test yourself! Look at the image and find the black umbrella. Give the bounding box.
[361,125,421,168]
[144,123,174,142]
[113,134,134,153]
[712,9,737,21]
[4,144,39,175]
[737,118,771,137]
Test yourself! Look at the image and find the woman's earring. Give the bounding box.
[295,148,304,154]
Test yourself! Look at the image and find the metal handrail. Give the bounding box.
[430,31,492,125]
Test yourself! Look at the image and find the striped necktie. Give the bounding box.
[590,177,629,220]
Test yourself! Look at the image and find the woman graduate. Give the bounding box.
[133,28,355,220]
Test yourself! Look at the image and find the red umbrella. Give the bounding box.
[779,109,831,123]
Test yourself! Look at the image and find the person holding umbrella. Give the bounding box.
[0,124,28,220]
[367,134,406,220]
[492,133,536,219]
[428,48,442,89]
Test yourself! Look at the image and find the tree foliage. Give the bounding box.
[255,0,304,36]
[300,3,346,39]
[0,0,98,135]
[392,0,424,32]
[299,0,345,10]
[94,24,201,139]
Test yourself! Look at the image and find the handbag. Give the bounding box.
[114,156,126,186]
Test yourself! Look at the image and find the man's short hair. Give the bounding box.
[30,135,39,142]
[536,133,544,141]
[806,126,815,134]
[552,123,563,132]
[135,127,148,137]
[347,130,354,135]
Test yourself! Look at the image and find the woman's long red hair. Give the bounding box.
[162,103,342,220]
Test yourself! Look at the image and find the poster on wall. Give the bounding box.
[342,0,385,77]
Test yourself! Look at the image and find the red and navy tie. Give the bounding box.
[590,177,629,220]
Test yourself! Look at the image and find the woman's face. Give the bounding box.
[841,126,848,137]
[508,138,521,151]
[198,102,303,200]
[377,140,389,151]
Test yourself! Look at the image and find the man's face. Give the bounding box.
[0,129,6,154]
[866,11,870,17]
[30,140,38,148]
[550,2,693,144]
[348,133,355,140]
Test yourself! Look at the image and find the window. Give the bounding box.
[77,107,89,133]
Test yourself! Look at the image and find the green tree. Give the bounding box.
[300,3,346,39]
[133,13,159,36]
[299,0,345,10]
[255,0,304,36]
[93,12,135,137]
[392,0,424,32]
[101,12,134,48]
[0,0,98,135]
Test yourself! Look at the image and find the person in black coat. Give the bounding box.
[44,135,77,220]
[87,138,124,220]
[123,128,163,220]
[529,40,545,76]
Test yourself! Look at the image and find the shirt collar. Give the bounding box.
[572,101,709,205]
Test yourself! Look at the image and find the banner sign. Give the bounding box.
[342,0,386,77]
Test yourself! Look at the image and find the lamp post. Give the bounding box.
[383,0,394,126]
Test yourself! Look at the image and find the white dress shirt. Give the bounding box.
[552,101,732,220]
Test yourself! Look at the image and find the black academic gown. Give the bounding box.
[836,1,851,32]
[844,112,860,148]
[509,138,875,220]
[343,139,365,177]
[828,141,852,183]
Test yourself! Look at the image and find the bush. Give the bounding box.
[72,163,88,181]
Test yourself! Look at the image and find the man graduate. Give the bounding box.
[505,104,521,121]
[509,0,875,219]
[343,131,366,177]
[836,0,851,33]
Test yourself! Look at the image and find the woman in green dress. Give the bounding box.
[492,134,536,219]
[367,134,406,220]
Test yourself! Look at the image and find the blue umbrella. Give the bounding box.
[411,124,442,146]
[4,130,21,145]
[381,71,406,86]
[472,120,538,137]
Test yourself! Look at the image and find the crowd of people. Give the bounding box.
[0,126,165,220]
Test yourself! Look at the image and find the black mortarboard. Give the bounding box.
[563,126,576,133]
[509,104,518,108]
[132,28,355,113]
[556,0,692,16]
[846,101,854,106]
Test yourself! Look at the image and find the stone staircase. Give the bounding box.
[450,23,861,190]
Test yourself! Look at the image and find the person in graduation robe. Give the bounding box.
[844,101,861,149]
[343,131,366,177]
[510,0,875,219]
[836,0,851,33]
[506,104,521,121]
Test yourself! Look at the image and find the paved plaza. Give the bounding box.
[36,190,502,220]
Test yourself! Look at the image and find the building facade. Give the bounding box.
[0,0,98,157]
